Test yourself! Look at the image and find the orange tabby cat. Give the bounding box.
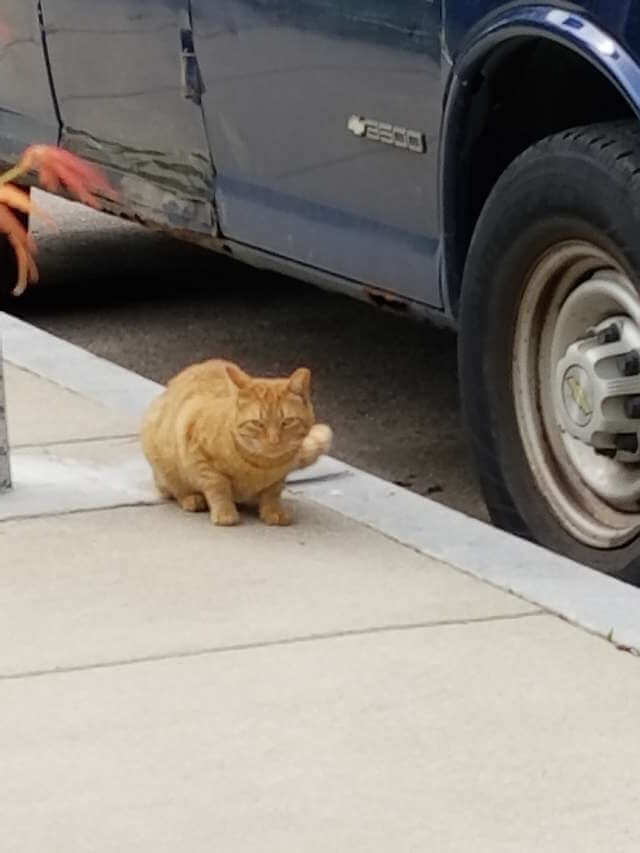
[141,359,332,526]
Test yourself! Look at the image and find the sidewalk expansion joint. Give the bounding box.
[11,433,139,450]
[1,609,543,682]
[0,499,163,524]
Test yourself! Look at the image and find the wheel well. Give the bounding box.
[443,37,635,315]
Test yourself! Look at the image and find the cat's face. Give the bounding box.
[228,366,314,459]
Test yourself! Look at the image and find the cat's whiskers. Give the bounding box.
[231,431,299,470]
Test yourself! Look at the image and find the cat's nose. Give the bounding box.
[267,428,279,445]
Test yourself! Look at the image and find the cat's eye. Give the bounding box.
[282,417,302,429]
[241,419,264,432]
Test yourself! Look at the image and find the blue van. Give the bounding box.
[4,1,640,576]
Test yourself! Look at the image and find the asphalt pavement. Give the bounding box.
[7,191,486,520]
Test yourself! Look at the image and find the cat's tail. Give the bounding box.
[297,423,333,469]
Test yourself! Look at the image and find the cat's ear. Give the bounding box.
[288,367,311,397]
[226,364,252,390]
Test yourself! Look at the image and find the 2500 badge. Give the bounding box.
[347,115,426,154]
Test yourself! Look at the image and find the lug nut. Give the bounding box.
[625,396,640,419]
[615,433,639,453]
[595,447,617,457]
[617,350,640,376]
[598,323,621,344]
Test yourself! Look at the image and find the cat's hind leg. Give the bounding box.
[151,467,205,513]
[179,493,208,512]
[152,468,173,500]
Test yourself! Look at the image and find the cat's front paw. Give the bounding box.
[260,504,293,526]
[211,504,240,526]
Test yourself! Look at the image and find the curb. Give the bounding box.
[3,311,640,653]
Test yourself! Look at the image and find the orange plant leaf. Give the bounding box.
[0,146,118,294]
[0,184,32,215]
[0,202,38,295]
[9,235,39,296]
[0,184,51,224]
[0,145,117,294]
[1,144,117,209]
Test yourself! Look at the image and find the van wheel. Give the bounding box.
[459,121,640,581]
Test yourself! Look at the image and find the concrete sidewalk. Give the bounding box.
[2,313,640,851]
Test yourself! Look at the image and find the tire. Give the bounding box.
[459,120,640,581]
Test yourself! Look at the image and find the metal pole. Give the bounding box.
[0,335,11,491]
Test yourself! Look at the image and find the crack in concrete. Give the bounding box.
[0,609,543,682]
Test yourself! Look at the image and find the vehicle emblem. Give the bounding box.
[562,365,593,427]
[347,115,367,138]
[347,115,426,154]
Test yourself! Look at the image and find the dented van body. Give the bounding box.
[5,2,640,571]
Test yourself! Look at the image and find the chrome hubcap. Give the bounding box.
[513,243,640,549]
